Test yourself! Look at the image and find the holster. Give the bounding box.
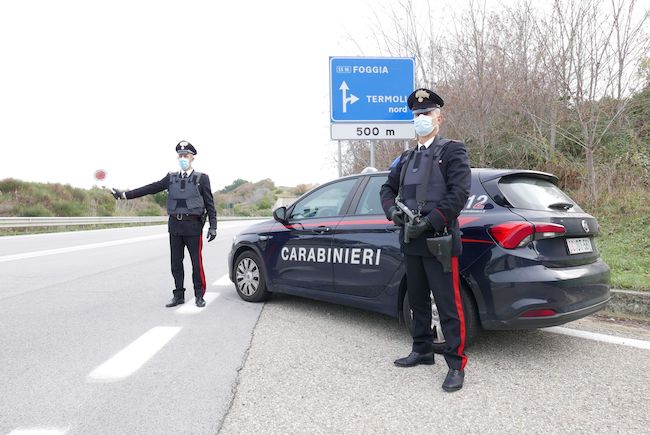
[426,234,453,273]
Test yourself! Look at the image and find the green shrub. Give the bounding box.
[52,201,87,216]
[0,178,23,192]
[257,197,272,210]
[137,204,165,216]
[17,204,53,217]
[152,191,168,208]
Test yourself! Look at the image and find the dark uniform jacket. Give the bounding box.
[380,135,471,256]
[126,171,218,236]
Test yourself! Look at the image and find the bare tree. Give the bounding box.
[538,0,649,199]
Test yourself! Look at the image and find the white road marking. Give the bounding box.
[544,326,650,350]
[86,326,181,382]
[175,292,221,314]
[8,428,68,435]
[212,274,232,287]
[0,234,167,263]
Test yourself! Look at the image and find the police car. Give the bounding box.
[228,169,610,351]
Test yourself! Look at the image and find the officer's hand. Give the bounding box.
[388,206,405,226]
[110,188,126,200]
[207,227,217,242]
[405,217,432,240]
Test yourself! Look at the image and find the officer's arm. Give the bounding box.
[124,175,169,199]
[426,142,471,231]
[199,174,218,229]
[379,151,407,218]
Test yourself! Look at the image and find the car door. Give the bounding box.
[269,177,360,293]
[331,174,403,299]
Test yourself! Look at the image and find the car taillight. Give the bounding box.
[520,309,557,318]
[489,221,566,249]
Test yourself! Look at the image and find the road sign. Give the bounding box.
[94,169,106,181]
[331,123,414,140]
[329,57,415,123]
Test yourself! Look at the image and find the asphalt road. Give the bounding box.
[2,223,650,434]
[0,222,264,435]
[220,296,650,435]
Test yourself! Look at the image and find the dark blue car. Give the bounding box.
[228,169,610,350]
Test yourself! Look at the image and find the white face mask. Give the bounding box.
[414,114,439,136]
[178,158,190,171]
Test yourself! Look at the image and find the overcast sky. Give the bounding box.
[0,0,398,190]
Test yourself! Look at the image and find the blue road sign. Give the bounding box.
[330,57,415,123]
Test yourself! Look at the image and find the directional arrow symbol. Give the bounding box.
[339,81,359,113]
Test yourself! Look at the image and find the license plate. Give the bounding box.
[566,237,593,254]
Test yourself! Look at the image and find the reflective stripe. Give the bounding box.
[452,256,467,370]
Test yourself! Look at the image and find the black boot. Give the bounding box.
[166,288,185,307]
[442,369,464,392]
[393,351,435,367]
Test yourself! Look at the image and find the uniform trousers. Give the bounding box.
[170,234,206,298]
[405,254,467,370]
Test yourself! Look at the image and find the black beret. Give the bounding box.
[176,140,197,155]
[407,88,444,114]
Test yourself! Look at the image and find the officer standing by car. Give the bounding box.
[380,89,471,392]
[111,140,218,308]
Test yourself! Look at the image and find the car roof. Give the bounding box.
[365,168,558,184]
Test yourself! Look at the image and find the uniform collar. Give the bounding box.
[417,136,435,149]
[180,168,194,177]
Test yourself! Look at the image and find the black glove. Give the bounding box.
[405,217,432,240]
[388,206,405,226]
[207,227,217,242]
[110,188,125,200]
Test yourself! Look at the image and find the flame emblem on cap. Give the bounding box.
[415,89,430,103]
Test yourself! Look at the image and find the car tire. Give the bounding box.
[233,251,270,302]
[402,284,479,354]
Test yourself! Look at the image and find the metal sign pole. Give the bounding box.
[338,141,342,177]
[370,141,375,168]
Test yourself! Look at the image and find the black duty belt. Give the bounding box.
[173,214,202,221]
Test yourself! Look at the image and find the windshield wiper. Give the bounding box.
[548,202,574,210]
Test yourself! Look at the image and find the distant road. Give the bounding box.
[0,221,264,434]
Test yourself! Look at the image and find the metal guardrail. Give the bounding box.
[0,216,267,228]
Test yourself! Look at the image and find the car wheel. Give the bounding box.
[402,284,478,353]
[234,251,269,302]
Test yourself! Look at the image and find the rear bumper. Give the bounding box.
[478,258,611,330]
[483,297,610,329]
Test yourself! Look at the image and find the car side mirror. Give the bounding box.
[273,206,288,223]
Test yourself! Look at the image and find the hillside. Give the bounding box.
[0,178,165,217]
[213,179,314,217]
[0,177,315,219]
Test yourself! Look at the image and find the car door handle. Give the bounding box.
[313,226,331,234]
[386,225,401,232]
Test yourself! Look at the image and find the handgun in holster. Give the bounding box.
[426,232,453,273]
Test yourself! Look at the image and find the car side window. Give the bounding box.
[290,178,357,220]
[354,175,388,215]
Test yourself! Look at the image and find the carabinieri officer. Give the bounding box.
[112,140,218,308]
[380,88,471,392]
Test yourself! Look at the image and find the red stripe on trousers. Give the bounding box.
[198,236,206,296]
[452,256,467,370]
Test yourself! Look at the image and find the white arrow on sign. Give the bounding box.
[339,81,359,113]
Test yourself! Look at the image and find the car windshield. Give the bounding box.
[498,176,583,212]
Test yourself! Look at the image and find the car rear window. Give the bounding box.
[498,176,584,212]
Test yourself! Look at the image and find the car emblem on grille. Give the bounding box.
[581,220,590,233]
